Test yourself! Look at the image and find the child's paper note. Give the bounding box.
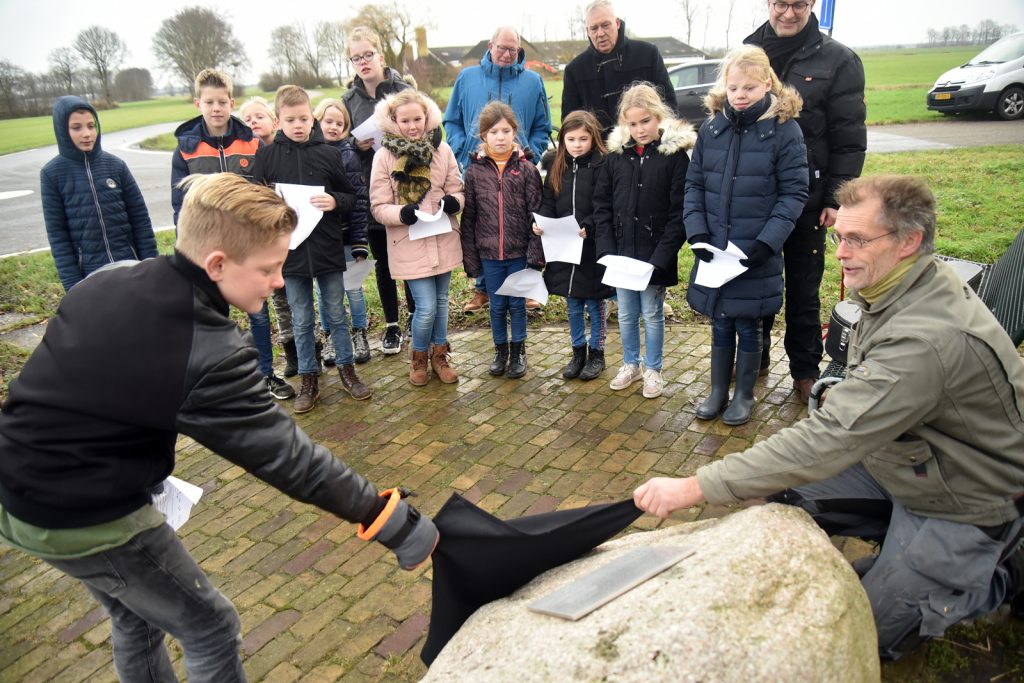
[343,258,376,290]
[691,241,748,288]
[151,476,204,531]
[533,213,584,265]
[495,268,548,305]
[351,117,383,151]
[275,184,324,249]
[409,206,452,241]
[597,255,655,291]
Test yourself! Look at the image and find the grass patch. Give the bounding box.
[859,46,977,88]
[138,132,178,152]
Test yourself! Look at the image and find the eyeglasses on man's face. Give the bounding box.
[350,51,377,65]
[491,45,518,55]
[828,230,897,250]
[771,1,811,14]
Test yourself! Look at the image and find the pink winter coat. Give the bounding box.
[369,96,465,281]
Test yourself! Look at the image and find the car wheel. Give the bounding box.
[995,85,1024,121]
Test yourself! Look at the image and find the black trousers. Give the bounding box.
[368,226,414,324]
[762,206,827,380]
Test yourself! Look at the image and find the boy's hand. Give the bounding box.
[356,138,376,151]
[399,204,418,225]
[532,223,543,235]
[310,193,336,211]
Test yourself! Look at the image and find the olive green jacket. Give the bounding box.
[698,255,1024,526]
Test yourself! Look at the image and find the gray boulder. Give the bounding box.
[422,503,879,682]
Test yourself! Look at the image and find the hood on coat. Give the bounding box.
[374,94,444,137]
[606,117,697,156]
[705,87,803,124]
[346,67,407,101]
[53,95,101,160]
[173,113,255,153]
[480,48,526,77]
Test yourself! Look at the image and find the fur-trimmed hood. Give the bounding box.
[705,87,803,123]
[374,94,444,136]
[606,117,696,156]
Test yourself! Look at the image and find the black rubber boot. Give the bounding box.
[489,343,510,376]
[578,348,605,381]
[723,349,761,425]
[562,345,587,379]
[507,341,528,379]
[696,346,734,420]
[283,339,298,378]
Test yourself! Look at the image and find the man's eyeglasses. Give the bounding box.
[828,230,896,250]
[350,51,377,65]
[771,1,811,14]
[491,45,518,55]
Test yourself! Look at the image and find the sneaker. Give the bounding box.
[352,328,371,364]
[322,333,336,367]
[642,368,665,398]
[609,363,643,391]
[266,374,295,400]
[382,324,402,355]
[463,290,488,313]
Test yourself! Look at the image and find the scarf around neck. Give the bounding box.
[858,253,921,305]
[724,93,772,127]
[382,133,435,205]
[756,13,820,76]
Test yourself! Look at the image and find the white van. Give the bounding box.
[926,32,1024,120]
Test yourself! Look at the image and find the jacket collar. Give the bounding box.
[480,49,526,77]
[272,119,326,147]
[606,118,697,156]
[173,114,254,153]
[851,253,936,315]
[350,67,406,101]
[53,95,102,161]
[169,251,230,317]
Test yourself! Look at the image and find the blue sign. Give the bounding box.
[818,0,835,31]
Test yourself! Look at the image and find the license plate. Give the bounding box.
[935,93,952,101]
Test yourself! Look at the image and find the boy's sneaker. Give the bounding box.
[322,333,336,367]
[609,363,643,390]
[352,328,371,364]
[382,324,403,355]
[642,368,665,398]
[266,374,295,400]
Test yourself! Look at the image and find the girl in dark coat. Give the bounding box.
[594,83,695,400]
[461,103,543,379]
[530,111,613,381]
[685,46,809,425]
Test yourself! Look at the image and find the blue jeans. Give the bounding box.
[475,275,486,293]
[247,301,274,377]
[319,247,368,334]
[285,271,353,373]
[616,285,665,370]
[46,523,245,682]
[712,316,761,353]
[406,272,452,352]
[482,258,528,345]
[568,297,606,350]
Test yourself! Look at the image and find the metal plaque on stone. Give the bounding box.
[527,545,694,621]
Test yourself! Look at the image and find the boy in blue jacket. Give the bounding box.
[40,96,158,292]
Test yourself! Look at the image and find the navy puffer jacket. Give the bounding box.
[684,90,809,320]
[40,96,158,292]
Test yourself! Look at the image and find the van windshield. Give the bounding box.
[969,34,1024,65]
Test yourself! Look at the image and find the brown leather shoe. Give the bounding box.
[410,349,429,386]
[294,373,320,413]
[430,342,459,384]
[463,290,488,313]
[794,378,815,405]
[338,363,371,400]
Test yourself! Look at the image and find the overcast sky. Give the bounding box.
[2,0,1022,86]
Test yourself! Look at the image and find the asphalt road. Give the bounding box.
[1,118,1022,257]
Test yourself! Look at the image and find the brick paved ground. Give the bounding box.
[1,323,813,682]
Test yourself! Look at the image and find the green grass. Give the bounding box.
[138,132,177,152]
[860,46,977,87]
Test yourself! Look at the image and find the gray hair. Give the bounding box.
[836,176,937,254]
[491,26,520,43]
[585,0,615,18]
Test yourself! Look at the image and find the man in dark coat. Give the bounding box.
[561,0,677,134]
[745,0,867,402]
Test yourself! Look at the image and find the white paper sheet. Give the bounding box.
[691,241,748,288]
[495,268,549,305]
[408,206,453,241]
[151,476,204,531]
[275,184,324,250]
[350,117,383,151]
[533,213,584,265]
[343,258,376,289]
[597,255,656,291]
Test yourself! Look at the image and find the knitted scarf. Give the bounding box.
[382,133,435,205]
[754,13,819,77]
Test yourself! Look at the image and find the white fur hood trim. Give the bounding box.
[374,94,444,136]
[606,118,697,156]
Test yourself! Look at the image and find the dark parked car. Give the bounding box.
[668,59,723,125]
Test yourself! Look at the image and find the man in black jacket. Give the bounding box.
[746,0,867,402]
[561,0,677,134]
[0,174,437,681]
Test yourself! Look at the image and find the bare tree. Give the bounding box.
[347,2,415,71]
[0,60,26,117]
[319,21,351,86]
[153,7,248,93]
[269,25,304,78]
[751,0,767,30]
[115,68,153,102]
[679,0,700,46]
[296,23,325,83]
[48,47,78,94]
[702,8,712,50]
[74,26,127,104]
[724,0,737,48]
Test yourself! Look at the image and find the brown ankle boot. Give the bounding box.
[338,363,372,400]
[293,373,320,413]
[429,342,458,384]
[409,349,429,386]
